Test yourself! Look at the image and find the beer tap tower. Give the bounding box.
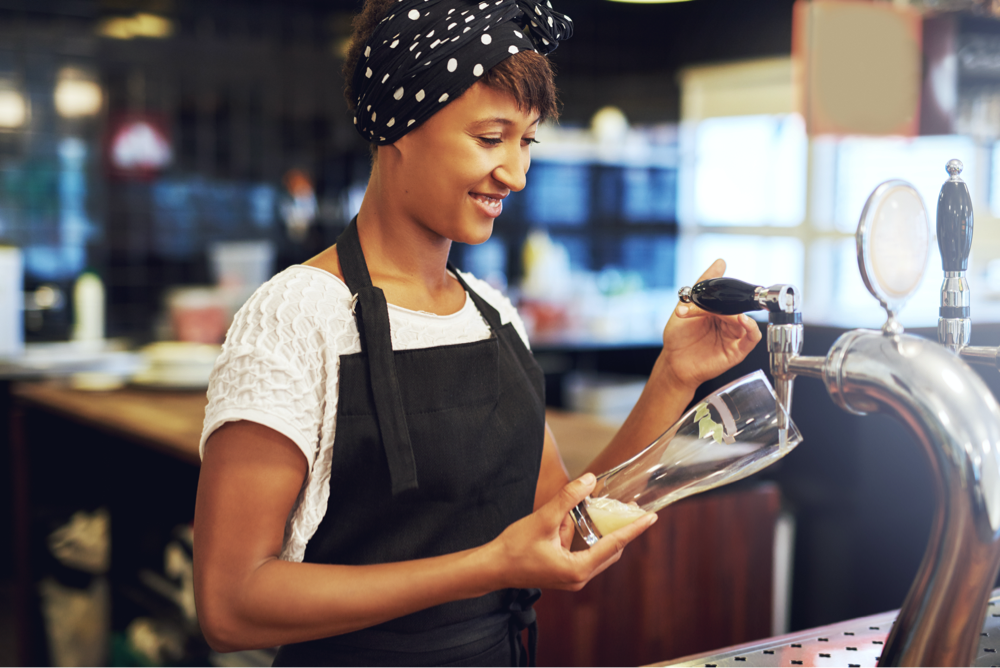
[677,166,1000,666]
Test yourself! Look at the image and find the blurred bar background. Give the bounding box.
[4,0,1000,665]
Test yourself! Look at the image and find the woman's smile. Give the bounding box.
[469,190,507,218]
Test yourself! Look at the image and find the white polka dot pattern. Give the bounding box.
[200,264,530,563]
[352,0,573,145]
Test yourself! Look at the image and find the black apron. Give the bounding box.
[273,219,546,667]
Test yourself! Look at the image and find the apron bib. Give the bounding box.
[273,219,545,667]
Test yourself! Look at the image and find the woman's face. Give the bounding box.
[384,81,538,246]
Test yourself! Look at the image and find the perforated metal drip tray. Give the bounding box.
[656,588,1000,668]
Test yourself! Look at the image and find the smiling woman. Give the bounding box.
[191,0,762,666]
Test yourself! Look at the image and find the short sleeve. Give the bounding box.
[200,276,330,469]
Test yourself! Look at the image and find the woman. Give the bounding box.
[192,0,762,665]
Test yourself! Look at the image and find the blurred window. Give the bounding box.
[831,134,977,233]
[691,114,807,227]
[526,163,590,226]
[620,234,675,288]
[992,140,1000,218]
[549,233,590,272]
[808,236,942,328]
[623,168,676,223]
[688,233,805,293]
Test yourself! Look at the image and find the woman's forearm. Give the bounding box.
[584,352,695,477]
[198,544,502,652]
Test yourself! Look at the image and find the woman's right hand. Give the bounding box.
[486,473,657,592]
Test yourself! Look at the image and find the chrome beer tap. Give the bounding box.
[936,159,1000,368]
[678,279,803,432]
[678,179,1000,666]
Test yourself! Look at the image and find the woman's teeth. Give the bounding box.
[471,193,501,209]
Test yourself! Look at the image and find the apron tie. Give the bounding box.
[509,588,541,667]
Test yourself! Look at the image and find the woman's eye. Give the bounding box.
[522,137,539,146]
[479,137,503,146]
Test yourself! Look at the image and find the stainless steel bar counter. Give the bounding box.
[660,587,1000,667]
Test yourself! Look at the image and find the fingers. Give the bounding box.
[741,314,763,345]
[545,474,597,525]
[583,512,658,566]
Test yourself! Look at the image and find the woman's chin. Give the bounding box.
[454,220,495,246]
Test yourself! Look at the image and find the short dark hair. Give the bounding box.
[343,0,560,147]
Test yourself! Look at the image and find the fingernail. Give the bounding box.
[580,473,596,485]
[648,513,658,524]
[676,305,689,316]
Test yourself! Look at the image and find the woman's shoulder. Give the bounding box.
[225,265,355,347]
[255,264,351,304]
[242,265,351,319]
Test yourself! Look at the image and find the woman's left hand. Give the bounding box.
[658,258,762,393]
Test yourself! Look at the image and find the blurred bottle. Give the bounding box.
[0,244,23,357]
[72,270,105,346]
[280,169,317,244]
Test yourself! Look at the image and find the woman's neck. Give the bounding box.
[305,168,466,316]
[356,168,453,289]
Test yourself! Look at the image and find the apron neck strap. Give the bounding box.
[448,264,504,333]
[337,216,375,293]
[336,217,418,496]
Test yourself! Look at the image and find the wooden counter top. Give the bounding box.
[12,382,207,466]
[10,382,624,473]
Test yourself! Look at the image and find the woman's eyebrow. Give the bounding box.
[469,116,542,129]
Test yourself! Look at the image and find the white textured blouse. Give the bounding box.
[200,264,531,562]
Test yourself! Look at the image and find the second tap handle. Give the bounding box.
[938,159,974,272]
[679,277,764,315]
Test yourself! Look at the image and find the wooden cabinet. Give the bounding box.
[534,483,780,667]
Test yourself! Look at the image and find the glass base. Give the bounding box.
[570,502,600,547]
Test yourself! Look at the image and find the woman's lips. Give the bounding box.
[469,192,504,218]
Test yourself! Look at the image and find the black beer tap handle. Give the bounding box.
[679,277,764,315]
[938,159,974,273]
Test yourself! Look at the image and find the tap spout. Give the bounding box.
[768,323,804,430]
[818,328,1000,666]
[960,345,1000,371]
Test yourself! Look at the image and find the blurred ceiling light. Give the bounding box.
[97,13,173,40]
[54,69,103,118]
[0,88,28,129]
[591,106,629,143]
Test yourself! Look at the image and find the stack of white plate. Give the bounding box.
[131,342,222,390]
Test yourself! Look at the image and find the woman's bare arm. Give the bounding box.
[584,260,761,475]
[533,423,570,511]
[193,420,655,652]
[529,260,762,507]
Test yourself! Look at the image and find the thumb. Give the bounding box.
[546,473,597,524]
[675,259,727,319]
[694,258,726,284]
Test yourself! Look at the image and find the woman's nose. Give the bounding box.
[492,147,528,192]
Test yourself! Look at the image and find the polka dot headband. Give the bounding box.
[352,0,573,145]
